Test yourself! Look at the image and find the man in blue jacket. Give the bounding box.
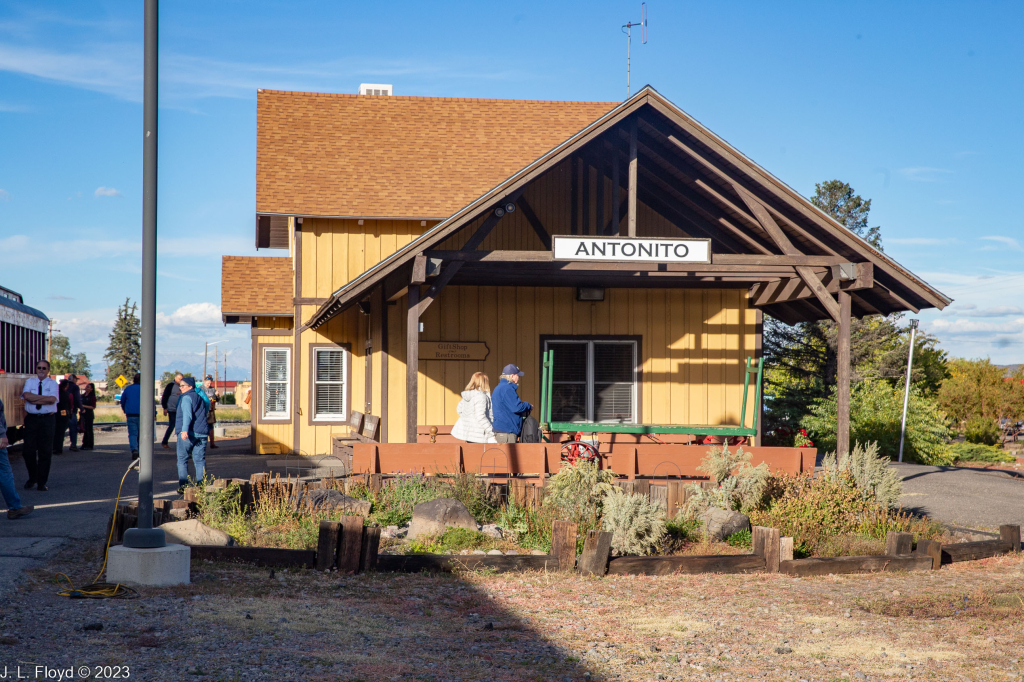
[119,373,142,459]
[491,363,532,443]
[174,376,209,492]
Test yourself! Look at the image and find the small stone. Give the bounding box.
[83,623,103,631]
[482,622,494,631]
[471,550,487,555]
[486,549,503,555]
[245,614,253,620]
[854,673,866,680]
[531,550,546,555]
[0,636,18,645]
[774,646,793,655]
[279,618,288,623]
[505,550,518,555]
[811,628,822,635]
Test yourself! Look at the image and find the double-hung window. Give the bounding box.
[545,339,637,423]
[262,347,290,419]
[313,347,347,421]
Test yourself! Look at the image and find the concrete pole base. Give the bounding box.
[106,544,191,587]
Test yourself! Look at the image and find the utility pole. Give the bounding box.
[203,341,208,381]
[122,0,165,549]
[214,344,218,387]
[897,319,919,463]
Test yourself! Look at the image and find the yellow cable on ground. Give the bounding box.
[56,459,141,599]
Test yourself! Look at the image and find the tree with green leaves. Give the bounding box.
[763,181,949,447]
[160,370,193,387]
[104,298,141,390]
[49,333,91,377]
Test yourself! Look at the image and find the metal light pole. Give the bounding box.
[897,319,919,464]
[123,0,165,548]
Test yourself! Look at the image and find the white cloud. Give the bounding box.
[156,302,222,328]
[897,167,953,183]
[954,306,1024,318]
[979,236,1023,252]
[0,188,9,200]
[0,233,253,262]
[928,317,1024,336]
[94,186,121,197]
[887,237,958,246]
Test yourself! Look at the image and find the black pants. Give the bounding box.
[24,413,56,485]
[81,411,94,449]
[161,412,176,445]
[53,414,69,454]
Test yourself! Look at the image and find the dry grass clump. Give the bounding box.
[857,588,1024,621]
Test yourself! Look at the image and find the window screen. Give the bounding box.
[550,342,588,422]
[313,348,346,420]
[545,339,636,423]
[262,348,290,419]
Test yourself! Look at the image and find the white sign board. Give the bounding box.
[552,236,711,264]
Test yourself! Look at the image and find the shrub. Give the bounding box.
[656,517,701,555]
[443,473,499,523]
[495,501,555,553]
[683,446,770,518]
[602,490,666,556]
[408,527,509,554]
[726,529,752,548]
[964,417,1000,446]
[544,460,616,527]
[945,441,1015,464]
[802,380,952,465]
[219,392,236,405]
[821,441,903,509]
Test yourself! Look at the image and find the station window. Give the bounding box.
[312,347,347,420]
[262,347,290,419]
[545,339,637,423]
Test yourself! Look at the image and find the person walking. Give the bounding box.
[160,372,182,450]
[21,359,59,491]
[491,364,532,444]
[52,378,74,455]
[120,373,142,459]
[80,383,96,451]
[175,376,209,492]
[203,376,219,449]
[451,372,497,443]
[65,374,82,452]
[0,397,34,519]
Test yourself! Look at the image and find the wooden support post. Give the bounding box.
[551,521,578,572]
[666,480,683,519]
[595,159,605,235]
[378,284,388,443]
[570,157,579,235]
[612,156,621,235]
[885,531,913,556]
[752,526,781,573]
[577,530,613,576]
[406,284,420,443]
[1000,524,1021,551]
[780,536,794,562]
[914,539,942,570]
[316,520,341,571]
[837,290,852,458]
[359,526,381,573]
[582,163,590,235]
[337,515,365,574]
[627,118,638,237]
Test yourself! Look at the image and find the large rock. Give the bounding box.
[300,488,372,516]
[406,498,478,540]
[700,507,750,542]
[159,519,236,547]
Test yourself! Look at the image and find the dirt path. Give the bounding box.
[3,543,1021,681]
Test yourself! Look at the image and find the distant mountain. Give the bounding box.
[996,364,1021,377]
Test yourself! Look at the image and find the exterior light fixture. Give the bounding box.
[504,202,516,214]
[577,287,605,301]
[494,207,505,217]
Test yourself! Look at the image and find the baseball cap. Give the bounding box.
[181,377,197,388]
[502,364,525,377]
[205,375,214,381]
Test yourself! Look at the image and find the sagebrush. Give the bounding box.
[683,445,770,518]
[821,441,902,509]
[602,490,666,556]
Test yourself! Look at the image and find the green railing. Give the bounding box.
[539,350,763,437]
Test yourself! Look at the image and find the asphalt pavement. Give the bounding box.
[894,461,1024,531]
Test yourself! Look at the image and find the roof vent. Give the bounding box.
[359,83,393,96]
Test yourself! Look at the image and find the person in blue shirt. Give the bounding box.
[119,373,142,459]
[491,363,532,443]
[174,376,209,493]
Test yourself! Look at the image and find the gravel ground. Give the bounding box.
[1,542,1021,681]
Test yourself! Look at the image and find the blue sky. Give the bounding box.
[1,0,1022,378]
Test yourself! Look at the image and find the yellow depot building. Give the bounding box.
[221,86,948,463]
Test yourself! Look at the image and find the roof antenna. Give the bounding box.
[622,3,648,100]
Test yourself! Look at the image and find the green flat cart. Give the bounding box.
[538,351,763,438]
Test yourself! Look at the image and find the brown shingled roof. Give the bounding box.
[221,256,292,316]
[256,90,617,218]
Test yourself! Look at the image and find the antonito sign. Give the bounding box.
[552,236,711,264]
[419,341,490,361]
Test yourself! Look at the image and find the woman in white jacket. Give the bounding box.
[450,372,497,443]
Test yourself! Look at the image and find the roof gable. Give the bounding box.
[221,256,293,318]
[257,90,616,219]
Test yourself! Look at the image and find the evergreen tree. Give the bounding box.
[49,333,91,377]
[104,299,141,389]
[762,181,948,445]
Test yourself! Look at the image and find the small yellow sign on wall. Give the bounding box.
[114,374,128,389]
[419,341,490,361]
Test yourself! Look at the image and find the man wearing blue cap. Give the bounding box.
[491,364,532,443]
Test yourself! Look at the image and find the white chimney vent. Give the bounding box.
[359,83,393,96]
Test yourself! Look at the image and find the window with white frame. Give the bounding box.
[262,347,290,419]
[546,339,637,423]
[313,347,347,420]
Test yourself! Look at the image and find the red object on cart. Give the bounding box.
[560,431,600,464]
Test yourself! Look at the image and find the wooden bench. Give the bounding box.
[332,411,381,472]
